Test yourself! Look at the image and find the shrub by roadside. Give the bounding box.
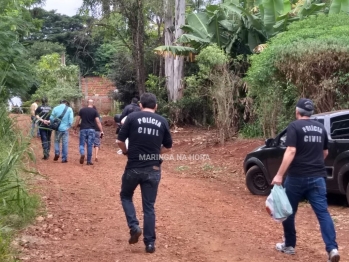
[246,13,349,138]
[0,106,40,261]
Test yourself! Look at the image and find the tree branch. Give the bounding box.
[94,23,133,51]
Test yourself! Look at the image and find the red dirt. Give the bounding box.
[14,115,349,262]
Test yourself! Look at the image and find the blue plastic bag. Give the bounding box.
[265,185,293,222]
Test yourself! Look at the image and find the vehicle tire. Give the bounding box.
[246,165,272,196]
[346,183,349,206]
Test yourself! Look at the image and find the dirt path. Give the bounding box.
[16,115,349,262]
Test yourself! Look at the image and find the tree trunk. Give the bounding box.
[172,0,185,102]
[128,0,146,95]
[136,0,146,95]
[164,0,174,100]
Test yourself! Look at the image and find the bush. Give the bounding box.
[246,13,349,138]
[0,105,39,260]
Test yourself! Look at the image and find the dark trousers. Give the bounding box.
[39,128,52,157]
[283,176,338,253]
[120,167,161,245]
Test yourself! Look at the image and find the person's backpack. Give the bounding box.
[50,106,68,131]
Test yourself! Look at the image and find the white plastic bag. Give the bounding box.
[266,185,293,222]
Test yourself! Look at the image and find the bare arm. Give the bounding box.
[116,140,127,154]
[73,116,81,130]
[323,149,328,159]
[95,117,103,133]
[160,146,172,154]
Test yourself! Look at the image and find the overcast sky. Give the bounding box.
[44,0,83,16]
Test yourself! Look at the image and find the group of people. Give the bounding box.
[32,98,103,165]
[115,95,340,262]
[32,94,340,262]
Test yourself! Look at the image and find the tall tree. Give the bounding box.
[26,8,101,75]
[82,0,146,95]
[164,0,175,100]
[163,0,186,102]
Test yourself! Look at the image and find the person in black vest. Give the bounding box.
[117,93,172,254]
[35,97,52,160]
[271,98,340,262]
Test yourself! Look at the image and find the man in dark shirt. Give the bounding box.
[117,93,172,254]
[120,97,141,121]
[74,100,104,165]
[272,98,340,262]
[35,97,52,160]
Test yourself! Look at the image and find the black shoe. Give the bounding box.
[129,227,142,244]
[87,162,93,165]
[62,160,68,163]
[80,155,85,164]
[145,243,155,253]
[42,156,49,160]
[53,154,59,161]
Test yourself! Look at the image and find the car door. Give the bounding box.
[265,130,287,181]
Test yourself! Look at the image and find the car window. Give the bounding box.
[279,133,287,146]
[330,115,349,139]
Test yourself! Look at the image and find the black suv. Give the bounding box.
[243,110,349,204]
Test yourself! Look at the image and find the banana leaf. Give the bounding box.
[329,0,349,14]
[154,46,197,57]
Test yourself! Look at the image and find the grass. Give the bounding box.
[175,165,190,172]
[0,105,40,261]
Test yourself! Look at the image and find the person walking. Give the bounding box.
[116,98,140,154]
[92,105,103,162]
[30,99,40,137]
[73,100,104,165]
[35,97,52,160]
[50,100,74,163]
[271,98,340,262]
[119,97,141,121]
[117,93,172,253]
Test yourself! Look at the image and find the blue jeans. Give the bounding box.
[283,176,338,252]
[54,130,69,161]
[39,128,52,157]
[120,167,161,245]
[79,129,95,163]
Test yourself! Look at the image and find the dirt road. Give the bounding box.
[16,115,349,262]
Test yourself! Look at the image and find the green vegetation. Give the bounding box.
[32,53,82,105]
[246,13,349,137]
[0,103,40,261]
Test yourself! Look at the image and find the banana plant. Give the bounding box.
[329,0,349,14]
[155,0,327,57]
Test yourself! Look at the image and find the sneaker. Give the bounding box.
[275,242,295,255]
[42,156,49,160]
[129,227,142,244]
[62,160,68,163]
[87,162,93,165]
[80,155,85,164]
[328,249,340,262]
[53,154,59,161]
[145,243,155,253]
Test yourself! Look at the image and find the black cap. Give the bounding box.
[296,98,314,112]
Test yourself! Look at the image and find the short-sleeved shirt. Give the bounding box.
[285,119,328,177]
[79,107,99,130]
[35,105,52,127]
[118,111,173,169]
